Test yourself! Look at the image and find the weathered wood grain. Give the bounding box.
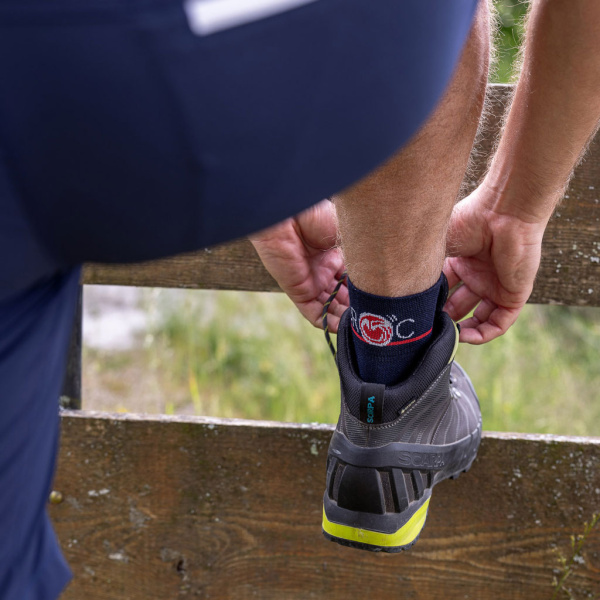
[83,238,280,293]
[81,84,600,307]
[51,412,600,600]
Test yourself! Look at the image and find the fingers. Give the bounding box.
[443,258,524,344]
[297,199,338,249]
[248,216,294,246]
[443,283,481,322]
[304,281,349,333]
[471,297,496,324]
[310,300,344,333]
[316,313,341,334]
[458,305,521,344]
[445,287,522,345]
[443,260,462,290]
[316,282,349,320]
[456,298,496,337]
[333,281,349,310]
[446,286,521,344]
[444,190,492,259]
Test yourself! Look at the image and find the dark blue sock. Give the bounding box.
[348,274,445,385]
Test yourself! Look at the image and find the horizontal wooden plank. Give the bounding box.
[52,412,600,600]
[82,84,600,306]
[83,238,280,293]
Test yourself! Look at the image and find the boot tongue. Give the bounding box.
[359,383,386,424]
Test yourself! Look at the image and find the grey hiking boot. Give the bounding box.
[322,306,481,552]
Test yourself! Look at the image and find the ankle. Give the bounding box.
[347,274,447,385]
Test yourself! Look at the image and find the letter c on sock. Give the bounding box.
[396,318,415,340]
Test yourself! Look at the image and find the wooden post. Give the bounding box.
[60,285,82,410]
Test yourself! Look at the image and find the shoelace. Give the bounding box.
[322,271,347,360]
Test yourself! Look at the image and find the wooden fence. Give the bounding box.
[51,84,600,599]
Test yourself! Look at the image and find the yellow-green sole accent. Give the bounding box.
[322,499,430,549]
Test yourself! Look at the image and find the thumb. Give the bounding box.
[445,198,486,258]
[296,199,338,249]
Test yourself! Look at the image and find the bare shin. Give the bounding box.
[333,2,490,297]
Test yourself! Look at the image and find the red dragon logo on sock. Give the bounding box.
[358,313,393,346]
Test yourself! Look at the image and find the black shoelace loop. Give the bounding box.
[322,271,347,360]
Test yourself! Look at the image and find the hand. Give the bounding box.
[249,200,348,333]
[443,184,546,344]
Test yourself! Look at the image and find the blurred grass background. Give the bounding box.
[493,0,527,83]
[83,1,600,436]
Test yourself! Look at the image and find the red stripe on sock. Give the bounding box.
[351,325,433,346]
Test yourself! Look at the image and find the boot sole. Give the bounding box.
[322,435,479,552]
[322,495,430,552]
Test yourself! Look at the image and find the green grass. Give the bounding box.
[144,290,339,423]
[459,305,600,436]
[141,290,600,436]
[492,0,528,84]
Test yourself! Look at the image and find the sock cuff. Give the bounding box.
[347,273,445,303]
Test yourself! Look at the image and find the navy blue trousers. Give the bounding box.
[0,0,478,596]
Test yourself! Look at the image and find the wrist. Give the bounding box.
[481,169,561,228]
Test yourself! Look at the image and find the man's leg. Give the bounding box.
[336,2,490,296]
[0,269,79,599]
[333,0,490,385]
[322,2,491,552]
